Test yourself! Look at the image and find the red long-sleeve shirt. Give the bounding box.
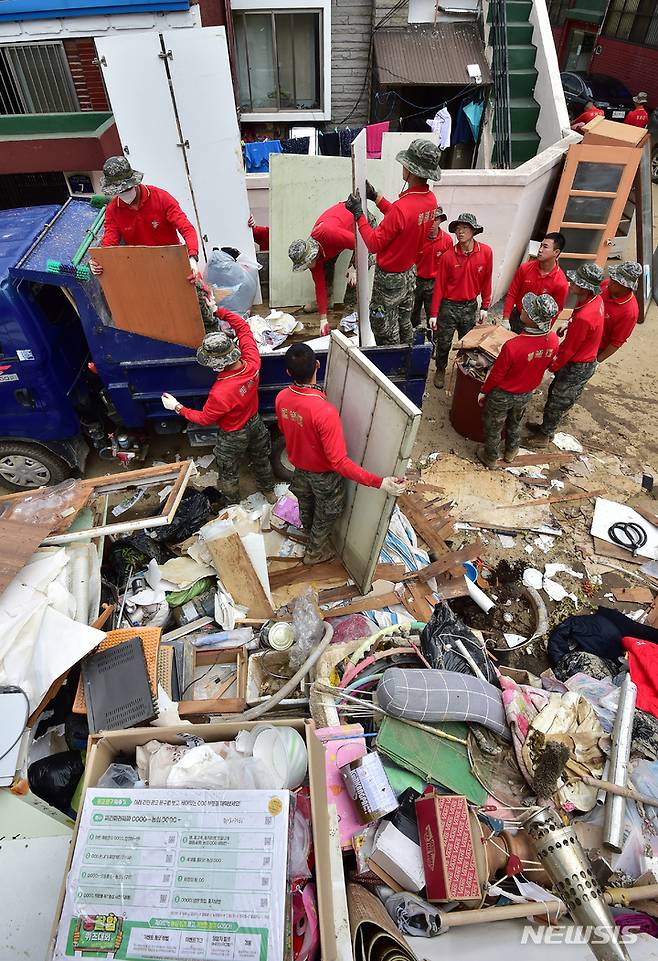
[550,294,604,372]
[275,384,382,488]
[356,188,437,273]
[624,106,649,128]
[102,184,199,258]
[430,241,493,316]
[309,202,356,316]
[179,309,260,432]
[503,260,569,320]
[482,330,560,395]
[599,279,639,353]
[252,224,270,251]
[417,228,452,280]
[572,106,604,127]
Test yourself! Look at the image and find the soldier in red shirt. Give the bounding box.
[161,309,275,505]
[502,233,568,332]
[249,215,270,252]
[624,92,649,128]
[476,293,560,468]
[527,262,605,446]
[411,207,452,328]
[571,101,604,131]
[288,202,366,337]
[344,139,440,346]
[429,212,494,388]
[90,157,199,279]
[276,344,406,564]
[598,261,642,361]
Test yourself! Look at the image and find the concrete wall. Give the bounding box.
[330,0,373,127]
[591,37,658,108]
[529,0,572,151]
[379,131,576,302]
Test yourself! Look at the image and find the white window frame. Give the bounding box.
[231,0,331,122]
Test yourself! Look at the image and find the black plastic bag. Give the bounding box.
[28,750,84,813]
[420,601,495,683]
[149,490,213,544]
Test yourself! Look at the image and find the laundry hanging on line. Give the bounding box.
[244,140,283,173]
[426,107,451,150]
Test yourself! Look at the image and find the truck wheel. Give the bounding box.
[271,434,294,482]
[0,442,71,492]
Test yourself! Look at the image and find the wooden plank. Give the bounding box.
[178,697,246,717]
[400,541,484,583]
[268,560,405,592]
[613,587,654,604]
[325,591,401,618]
[91,245,205,349]
[644,596,658,628]
[593,534,644,566]
[434,578,470,600]
[492,489,602,511]
[406,581,434,622]
[0,517,55,596]
[399,493,450,555]
[633,505,658,530]
[318,584,361,605]
[206,532,273,619]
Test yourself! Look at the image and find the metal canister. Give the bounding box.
[260,620,295,652]
[338,750,399,823]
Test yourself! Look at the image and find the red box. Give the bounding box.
[415,792,481,902]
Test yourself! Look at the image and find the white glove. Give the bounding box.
[428,316,438,332]
[89,258,103,276]
[381,476,407,496]
[161,392,181,412]
[477,392,486,407]
[499,316,511,330]
[346,265,357,288]
[479,309,489,324]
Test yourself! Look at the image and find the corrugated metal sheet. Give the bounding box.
[374,23,492,87]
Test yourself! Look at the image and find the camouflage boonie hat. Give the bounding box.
[449,212,483,235]
[608,260,642,291]
[634,91,648,104]
[100,156,144,197]
[395,139,442,182]
[522,292,558,333]
[288,238,321,271]
[566,262,604,293]
[196,331,242,372]
[435,205,448,223]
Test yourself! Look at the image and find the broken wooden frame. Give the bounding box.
[325,331,421,594]
[0,461,197,545]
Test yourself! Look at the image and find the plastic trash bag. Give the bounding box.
[97,763,143,789]
[421,602,495,683]
[28,750,84,813]
[205,249,260,316]
[149,490,212,544]
[166,744,275,790]
[289,588,324,671]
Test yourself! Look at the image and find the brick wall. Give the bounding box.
[64,38,109,112]
[591,37,658,108]
[330,0,374,126]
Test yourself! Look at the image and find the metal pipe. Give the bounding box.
[603,672,637,853]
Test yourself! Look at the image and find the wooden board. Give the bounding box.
[206,532,273,618]
[91,244,205,349]
[398,493,451,556]
[613,587,654,604]
[0,517,55,597]
[400,541,484,583]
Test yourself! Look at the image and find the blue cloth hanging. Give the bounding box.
[244,140,283,173]
[464,100,484,141]
[452,102,474,145]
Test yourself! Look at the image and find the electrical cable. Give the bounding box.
[607,521,647,553]
[0,686,30,763]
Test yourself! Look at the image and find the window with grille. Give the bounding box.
[233,10,322,113]
[546,0,573,27]
[603,0,658,48]
[0,42,79,114]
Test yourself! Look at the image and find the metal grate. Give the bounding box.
[0,42,79,114]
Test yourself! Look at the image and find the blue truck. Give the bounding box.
[0,198,432,491]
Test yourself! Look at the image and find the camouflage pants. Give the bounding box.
[411,276,435,328]
[483,388,533,462]
[434,298,479,372]
[324,255,357,310]
[540,360,598,437]
[369,264,416,346]
[289,468,346,559]
[214,413,275,504]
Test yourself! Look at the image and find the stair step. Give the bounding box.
[511,131,541,165]
[492,97,540,134]
[509,68,537,98]
[508,44,537,69]
[506,0,533,20]
[507,22,533,44]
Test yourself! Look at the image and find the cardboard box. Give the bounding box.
[48,719,345,961]
[369,821,425,893]
[415,792,481,902]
